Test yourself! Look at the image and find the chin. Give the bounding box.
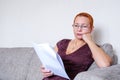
[76,36,83,40]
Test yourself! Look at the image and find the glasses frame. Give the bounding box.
[72,24,90,30]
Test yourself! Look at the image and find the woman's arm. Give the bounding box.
[54,45,58,52]
[41,65,53,78]
[82,33,112,68]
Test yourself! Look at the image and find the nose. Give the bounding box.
[77,26,82,31]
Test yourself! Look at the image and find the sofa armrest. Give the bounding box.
[74,64,120,80]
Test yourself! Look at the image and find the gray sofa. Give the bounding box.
[0,43,120,80]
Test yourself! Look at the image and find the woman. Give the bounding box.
[41,12,112,80]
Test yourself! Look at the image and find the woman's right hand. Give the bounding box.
[41,65,54,78]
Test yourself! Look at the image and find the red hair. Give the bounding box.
[74,12,94,29]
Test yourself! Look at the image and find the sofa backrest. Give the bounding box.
[88,43,118,70]
[0,47,42,80]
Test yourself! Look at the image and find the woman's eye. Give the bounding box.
[75,25,79,27]
[83,26,87,28]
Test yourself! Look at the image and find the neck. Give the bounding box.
[71,39,86,48]
[73,38,85,43]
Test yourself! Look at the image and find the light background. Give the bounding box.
[0,0,120,63]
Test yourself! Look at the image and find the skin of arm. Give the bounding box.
[82,33,112,68]
[54,45,58,52]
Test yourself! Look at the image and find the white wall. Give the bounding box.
[0,0,120,63]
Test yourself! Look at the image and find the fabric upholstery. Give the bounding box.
[26,49,43,80]
[0,43,119,80]
[88,43,117,70]
[0,48,33,80]
[74,64,120,80]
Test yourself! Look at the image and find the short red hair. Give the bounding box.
[74,12,94,29]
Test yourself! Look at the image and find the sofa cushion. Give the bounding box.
[26,48,43,80]
[0,72,10,80]
[102,43,118,65]
[0,48,34,80]
[88,43,117,70]
[74,64,120,80]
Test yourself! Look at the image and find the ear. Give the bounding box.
[90,26,94,32]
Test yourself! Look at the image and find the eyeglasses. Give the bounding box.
[72,24,90,30]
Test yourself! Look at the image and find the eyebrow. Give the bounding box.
[74,23,89,25]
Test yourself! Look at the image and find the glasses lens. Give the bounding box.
[72,24,89,30]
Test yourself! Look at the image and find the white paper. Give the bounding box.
[33,43,70,79]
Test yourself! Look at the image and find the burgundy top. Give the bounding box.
[57,39,94,80]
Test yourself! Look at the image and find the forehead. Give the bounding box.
[74,16,90,24]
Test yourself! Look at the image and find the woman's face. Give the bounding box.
[73,16,92,40]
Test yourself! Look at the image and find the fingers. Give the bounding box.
[43,71,53,78]
[82,33,92,43]
[82,34,87,41]
[40,66,54,78]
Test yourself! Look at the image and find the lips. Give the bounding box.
[76,33,82,36]
[76,33,83,39]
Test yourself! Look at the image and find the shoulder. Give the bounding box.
[56,39,71,47]
[57,39,71,44]
[58,39,71,43]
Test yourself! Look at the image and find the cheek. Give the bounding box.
[73,29,76,33]
[82,30,89,34]
[83,29,91,34]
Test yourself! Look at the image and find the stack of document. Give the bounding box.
[33,43,70,79]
